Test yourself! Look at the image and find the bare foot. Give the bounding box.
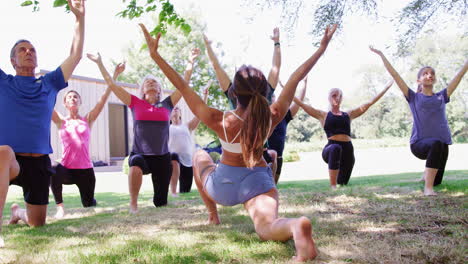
[8,204,20,225]
[171,192,179,198]
[55,204,65,219]
[331,185,337,190]
[424,189,437,196]
[0,236,4,248]
[292,217,317,262]
[208,212,221,225]
[418,175,425,182]
[129,203,138,214]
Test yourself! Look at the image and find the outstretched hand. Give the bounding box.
[114,62,126,76]
[189,48,201,63]
[369,45,383,56]
[87,53,102,64]
[139,23,161,57]
[270,27,280,43]
[320,24,338,48]
[68,0,85,18]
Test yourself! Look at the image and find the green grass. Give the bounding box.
[1,170,467,264]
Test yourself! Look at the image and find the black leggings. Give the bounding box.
[129,153,172,207]
[179,164,194,193]
[50,164,97,207]
[410,138,449,186]
[322,140,355,185]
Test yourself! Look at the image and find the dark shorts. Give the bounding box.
[10,155,52,205]
[171,153,179,162]
[263,150,273,164]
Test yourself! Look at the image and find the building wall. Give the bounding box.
[48,71,194,165]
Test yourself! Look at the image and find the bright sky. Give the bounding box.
[0,0,462,109]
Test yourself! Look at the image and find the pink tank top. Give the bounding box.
[60,117,93,169]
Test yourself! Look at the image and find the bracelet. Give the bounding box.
[274,42,280,46]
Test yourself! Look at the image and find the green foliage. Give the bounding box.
[283,150,300,162]
[242,0,467,55]
[287,103,323,142]
[122,156,129,174]
[19,0,191,35]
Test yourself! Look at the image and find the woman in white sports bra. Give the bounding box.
[140,23,337,262]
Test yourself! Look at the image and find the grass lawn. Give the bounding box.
[1,170,467,264]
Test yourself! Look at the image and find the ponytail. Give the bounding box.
[240,93,270,168]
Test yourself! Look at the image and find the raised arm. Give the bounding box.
[289,77,307,117]
[52,109,65,128]
[87,53,131,106]
[447,60,468,97]
[267,27,281,89]
[293,97,327,125]
[141,24,220,129]
[203,34,231,91]
[60,0,85,82]
[187,81,212,131]
[271,24,337,126]
[348,80,393,120]
[369,46,410,98]
[86,62,125,125]
[170,48,201,106]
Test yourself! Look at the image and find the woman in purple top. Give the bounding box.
[370,46,468,196]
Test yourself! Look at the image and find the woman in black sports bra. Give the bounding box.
[293,81,393,188]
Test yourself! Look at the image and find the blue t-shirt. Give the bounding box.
[129,95,173,155]
[0,67,67,154]
[406,88,452,145]
[267,110,293,156]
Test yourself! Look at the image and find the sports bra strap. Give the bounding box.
[222,111,244,144]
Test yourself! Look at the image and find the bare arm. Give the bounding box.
[170,48,201,106]
[348,80,393,120]
[369,46,410,98]
[52,109,65,128]
[289,77,307,117]
[293,97,327,124]
[87,53,131,106]
[271,24,337,126]
[142,24,220,129]
[187,81,211,131]
[86,63,125,125]
[203,34,231,91]
[447,60,468,97]
[267,27,281,89]
[60,0,85,82]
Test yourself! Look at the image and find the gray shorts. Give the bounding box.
[204,163,275,206]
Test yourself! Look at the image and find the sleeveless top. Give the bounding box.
[168,123,194,167]
[323,111,351,138]
[219,111,244,153]
[60,117,93,169]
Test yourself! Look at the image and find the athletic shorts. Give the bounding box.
[10,155,52,205]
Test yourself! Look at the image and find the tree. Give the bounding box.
[19,0,191,35]
[241,0,467,55]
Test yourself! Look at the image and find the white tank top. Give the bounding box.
[168,124,194,167]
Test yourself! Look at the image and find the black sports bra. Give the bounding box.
[323,111,351,138]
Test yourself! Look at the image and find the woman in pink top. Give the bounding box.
[50,64,124,218]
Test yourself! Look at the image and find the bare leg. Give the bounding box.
[55,203,65,219]
[0,145,20,247]
[9,202,47,227]
[192,149,219,224]
[424,167,438,196]
[244,189,317,262]
[170,160,180,197]
[329,169,338,189]
[128,166,143,213]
